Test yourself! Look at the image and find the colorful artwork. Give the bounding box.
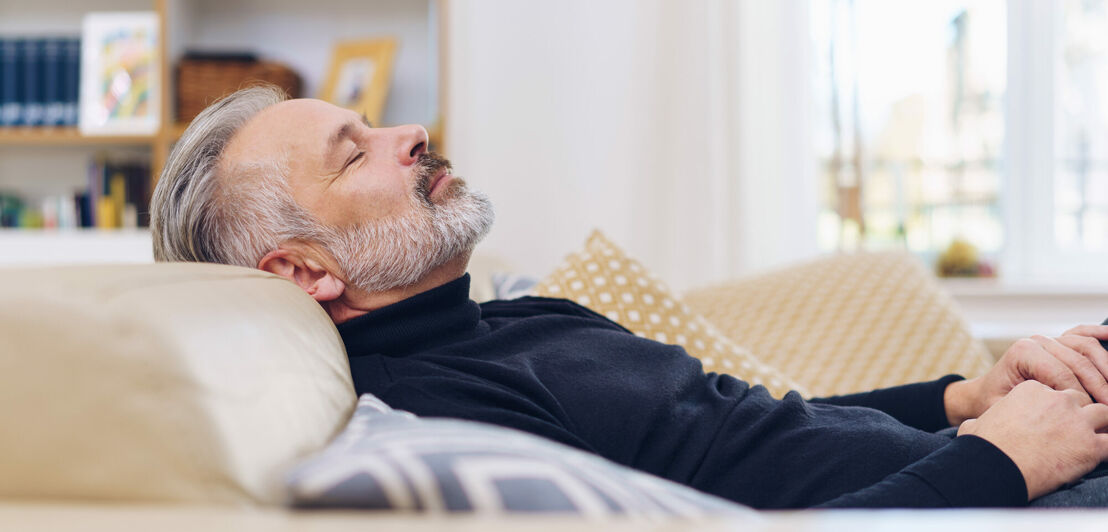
[79,12,160,135]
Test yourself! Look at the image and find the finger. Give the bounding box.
[1062,387,1094,407]
[1022,336,1088,395]
[1057,334,1108,400]
[1086,403,1108,430]
[1038,335,1108,404]
[957,418,977,436]
[1062,324,1108,339]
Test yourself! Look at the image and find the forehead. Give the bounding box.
[222,98,354,169]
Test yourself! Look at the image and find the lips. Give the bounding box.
[428,168,450,196]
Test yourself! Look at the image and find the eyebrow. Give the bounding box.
[326,114,374,161]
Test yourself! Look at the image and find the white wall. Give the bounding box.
[445,0,651,281]
[175,0,437,126]
[445,0,818,290]
[0,0,149,34]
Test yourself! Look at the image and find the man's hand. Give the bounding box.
[944,324,1108,426]
[956,380,1108,500]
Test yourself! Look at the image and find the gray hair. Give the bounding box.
[151,85,323,267]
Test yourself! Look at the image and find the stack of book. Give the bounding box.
[0,36,81,127]
[0,156,151,229]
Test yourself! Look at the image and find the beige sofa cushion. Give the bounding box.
[0,263,356,505]
[533,230,807,398]
[683,252,993,397]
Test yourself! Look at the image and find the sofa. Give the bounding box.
[3,238,1108,530]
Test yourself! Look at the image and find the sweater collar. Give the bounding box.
[336,274,481,355]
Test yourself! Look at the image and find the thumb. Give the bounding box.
[957,418,977,436]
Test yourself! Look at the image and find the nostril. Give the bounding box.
[410,142,426,158]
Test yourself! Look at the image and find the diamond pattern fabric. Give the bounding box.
[532,230,807,398]
[286,395,757,517]
[682,252,993,396]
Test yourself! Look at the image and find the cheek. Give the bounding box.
[327,180,413,225]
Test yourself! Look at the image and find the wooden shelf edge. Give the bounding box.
[0,228,152,235]
[0,127,159,146]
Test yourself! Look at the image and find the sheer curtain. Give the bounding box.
[445,0,816,290]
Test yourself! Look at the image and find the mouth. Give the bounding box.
[428,168,452,197]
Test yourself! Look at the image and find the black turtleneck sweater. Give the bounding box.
[337,274,1026,509]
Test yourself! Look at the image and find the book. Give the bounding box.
[109,171,126,228]
[64,38,81,126]
[1,38,23,126]
[0,154,150,229]
[42,38,66,126]
[21,38,45,126]
[75,192,92,228]
[96,196,115,229]
[0,194,23,227]
[0,38,21,126]
[1,36,81,128]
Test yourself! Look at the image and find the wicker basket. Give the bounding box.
[176,59,301,122]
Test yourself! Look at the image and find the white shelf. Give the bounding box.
[0,229,153,266]
[942,277,1108,297]
[941,277,1108,353]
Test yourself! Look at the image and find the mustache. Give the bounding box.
[414,152,453,201]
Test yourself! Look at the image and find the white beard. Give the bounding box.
[321,179,494,294]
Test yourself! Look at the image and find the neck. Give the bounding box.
[324,252,472,324]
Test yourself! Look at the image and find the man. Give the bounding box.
[151,86,1108,509]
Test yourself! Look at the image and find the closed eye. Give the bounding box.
[344,151,365,170]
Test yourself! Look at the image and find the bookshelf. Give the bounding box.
[0,128,156,146]
[0,0,444,264]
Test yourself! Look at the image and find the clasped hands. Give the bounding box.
[943,325,1108,500]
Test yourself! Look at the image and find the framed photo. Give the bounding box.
[79,12,160,136]
[319,38,397,125]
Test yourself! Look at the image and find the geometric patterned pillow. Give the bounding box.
[683,252,994,396]
[286,395,759,519]
[490,271,539,300]
[532,230,807,398]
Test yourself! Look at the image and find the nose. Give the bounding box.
[391,124,429,165]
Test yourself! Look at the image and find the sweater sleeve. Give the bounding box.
[814,435,1028,508]
[809,374,964,433]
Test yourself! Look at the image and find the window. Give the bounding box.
[1057,0,1108,254]
[811,0,1108,282]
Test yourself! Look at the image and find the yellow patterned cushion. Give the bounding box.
[683,252,993,397]
[532,230,807,398]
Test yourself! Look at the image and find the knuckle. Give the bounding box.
[1047,368,1078,388]
[1013,380,1042,394]
[1062,388,1093,406]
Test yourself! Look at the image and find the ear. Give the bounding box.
[257,247,346,303]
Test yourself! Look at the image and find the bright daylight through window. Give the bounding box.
[811,0,1108,282]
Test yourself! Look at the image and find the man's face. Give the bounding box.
[225,98,447,227]
[223,98,493,293]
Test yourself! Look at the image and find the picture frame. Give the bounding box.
[319,38,397,126]
[78,12,161,136]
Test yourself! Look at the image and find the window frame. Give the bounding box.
[1005,0,1108,282]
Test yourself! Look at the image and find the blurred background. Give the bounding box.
[1,0,1106,334]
